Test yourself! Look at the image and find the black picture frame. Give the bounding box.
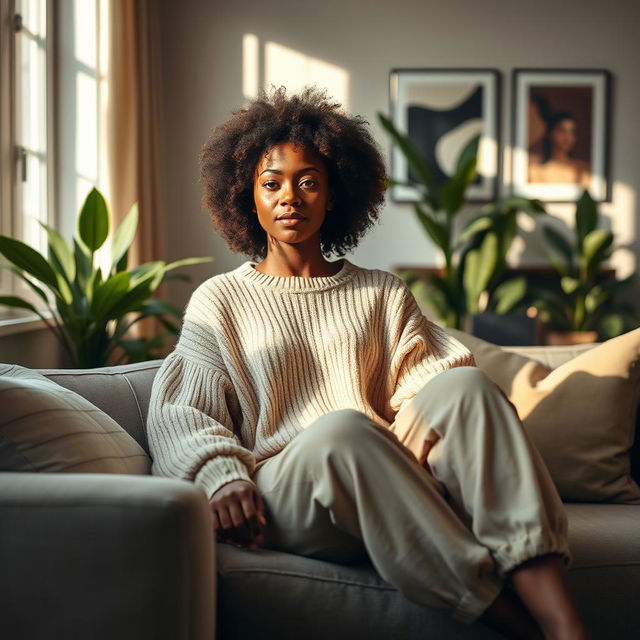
[511,68,612,203]
[388,68,501,203]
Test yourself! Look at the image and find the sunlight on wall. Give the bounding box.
[604,181,636,279]
[242,35,350,108]
[242,33,259,99]
[265,41,349,108]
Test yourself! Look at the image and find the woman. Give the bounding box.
[147,86,588,639]
[528,104,591,187]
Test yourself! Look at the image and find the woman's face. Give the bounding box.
[252,142,333,249]
[550,118,577,154]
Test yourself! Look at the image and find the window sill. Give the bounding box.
[0,311,53,337]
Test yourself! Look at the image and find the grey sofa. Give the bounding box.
[2,343,639,640]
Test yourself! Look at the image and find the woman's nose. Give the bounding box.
[280,183,300,206]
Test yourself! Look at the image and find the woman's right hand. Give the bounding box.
[209,479,267,551]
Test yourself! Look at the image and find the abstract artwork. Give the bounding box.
[389,68,500,202]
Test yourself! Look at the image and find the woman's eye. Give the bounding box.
[263,181,278,189]
[300,179,317,188]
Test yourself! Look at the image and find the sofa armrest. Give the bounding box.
[0,473,216,640]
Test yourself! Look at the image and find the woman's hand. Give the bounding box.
[210,479,267,551]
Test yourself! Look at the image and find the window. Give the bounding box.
[0,0,109,330]
[0,0,55,318]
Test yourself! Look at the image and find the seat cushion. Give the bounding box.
[215,504,640,639]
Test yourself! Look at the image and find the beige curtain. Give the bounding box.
[107,0,167,350]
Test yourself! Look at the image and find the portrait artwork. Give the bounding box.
[389,69,500,202]
[512,69,611,202]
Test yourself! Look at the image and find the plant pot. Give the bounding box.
[545,330,599,346]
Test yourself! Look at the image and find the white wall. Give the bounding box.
[158,0,640,309]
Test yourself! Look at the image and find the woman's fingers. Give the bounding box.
[209,480,268,550]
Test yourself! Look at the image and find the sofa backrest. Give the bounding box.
[37,360,163,454]
[35,342,602,454]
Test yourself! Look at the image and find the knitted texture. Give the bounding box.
[146,259,474,499]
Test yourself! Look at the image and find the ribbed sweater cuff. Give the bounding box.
[194,455,255,500]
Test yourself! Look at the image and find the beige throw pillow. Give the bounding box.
[447,328,640,504]
[0,364,151,474]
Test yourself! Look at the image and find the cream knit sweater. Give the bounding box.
[146,258,474,499]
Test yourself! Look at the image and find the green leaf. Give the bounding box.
[0,295,39,313]
[463,232,499,314]
[107,280,156,318]
[73,239,93,294]
[458,215,493,246]
[439,137,479,217]
[110,202,139,271]
[575,190,598,250]
[454,134,480,176]
[6,266,49,304]
[581,230,613,280]
[597,273,636,294]
[482,197,546,213]
[139,298,183,318]
[542,225,574,277]
[38,221,76,283]
[585,286,608,314]
[78,187,109,251]
[91,272,131,319]
[413,205,449,254]
[560,277,580,295]
[0,236,59,290]
[492,276,527,314]
[599,314,625,339]
[164,256,214,271]
[377,113,439,208]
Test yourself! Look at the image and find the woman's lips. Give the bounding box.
[278,217,306,225]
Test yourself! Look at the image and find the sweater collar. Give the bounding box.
[234,258,357,292]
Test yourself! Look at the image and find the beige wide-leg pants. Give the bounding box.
[252,367,571,624]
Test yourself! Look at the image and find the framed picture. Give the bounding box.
[511,69,612,202]
[389,68,500,203]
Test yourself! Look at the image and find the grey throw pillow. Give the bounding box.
[0,364,151,474]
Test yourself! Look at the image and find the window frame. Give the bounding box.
[0,0,57,332]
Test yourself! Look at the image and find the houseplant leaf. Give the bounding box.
[575,190,598,250]
[78,187,109,251]
[91,272,132,319]
[542,226,573,277]
[0,295,39,313]
[0,236,60,290]
[38,221,76,284]
[492,276,527,314]
[110,202,139,272]
[413,205,448,254]
[463,232,499,314]
[377,113,439,208]
[581,230,613,280]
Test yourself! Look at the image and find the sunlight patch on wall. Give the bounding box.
[264,41,349,108]
[243,33,259,99]
[604,181,636,279]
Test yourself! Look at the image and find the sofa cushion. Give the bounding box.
[0,364,151,474]
[215,501,640,639]
[38,360,164,453]
[447,328,640,504]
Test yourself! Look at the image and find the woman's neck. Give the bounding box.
[254,253,342,278]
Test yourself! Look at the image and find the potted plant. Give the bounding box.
[378,113,546,330]
[529,190,638,344]
[0,187,214,367]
